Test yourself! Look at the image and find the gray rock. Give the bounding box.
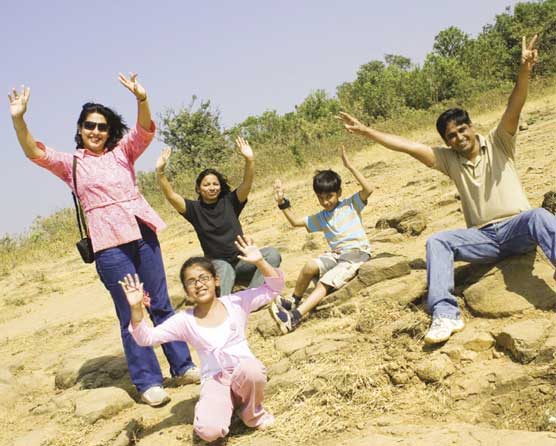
[256,316,281,338]
[13,424,57,446]
[274,329,315,355]
[74,387,134,424]
[397,212,427,236]
[536,333,556,363]
[357,256,411,288]
[495,319,552,363]
[306,340,349,357]
[0,367,14,384]
[450,330,495,352]
[369,229,406,244]
[414,354,455,383]
[464,251,556,318]
[267,358,291,376]
[266,369,304,396]
[0,382,18,408]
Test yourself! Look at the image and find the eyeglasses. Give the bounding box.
[185,274,213,288]
[83,121,109,132]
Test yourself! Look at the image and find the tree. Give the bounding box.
[158,97,230,175]
[433,26,469,59]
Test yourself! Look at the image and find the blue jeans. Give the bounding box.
[95,222,195,393]
[212,247,282,296]
[426,208,556,319]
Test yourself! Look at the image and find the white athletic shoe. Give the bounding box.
[424,317,464,345]
[174,366,201,386]
[141,385,171,407]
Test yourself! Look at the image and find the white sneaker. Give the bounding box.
[141,385,171,407]
[424,317,464,344]
[174,366,201,386]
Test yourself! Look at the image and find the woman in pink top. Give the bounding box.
[122,235,283,443]
[8,75,197,406]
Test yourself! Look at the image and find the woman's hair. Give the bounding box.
[179,256,220,297]
[74,102,129,151]
[195,168,231,200]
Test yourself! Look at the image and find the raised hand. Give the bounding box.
[119,273,150,308]
[340,145,352,168]
[156,147,171,173]
[273,179,285,203]
[235,136,254,161]
[235,235,262,264]
[521,35,539,71]
[8,85,30,118]
[118,72,147,101]
[336,112,368,135]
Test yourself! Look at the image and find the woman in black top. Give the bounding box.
[156,137,281,295]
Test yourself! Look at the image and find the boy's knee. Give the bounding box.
[194,421,229,443]
[302,260,320,276]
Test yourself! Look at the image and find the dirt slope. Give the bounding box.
[0,92,555,446]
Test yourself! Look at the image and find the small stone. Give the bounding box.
[414,354,455,383]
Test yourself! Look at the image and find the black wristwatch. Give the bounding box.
[278,198,291,210]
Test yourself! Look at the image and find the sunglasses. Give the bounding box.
[83,121,109,132]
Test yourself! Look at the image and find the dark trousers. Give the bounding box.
[95,222,194,393]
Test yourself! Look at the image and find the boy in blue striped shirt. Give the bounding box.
[270,147,373,334]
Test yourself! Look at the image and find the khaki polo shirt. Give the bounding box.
[432,124,531,228]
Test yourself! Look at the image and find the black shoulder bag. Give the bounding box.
[72,157,95,263]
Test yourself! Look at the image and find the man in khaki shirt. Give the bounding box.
[338,36,554,344]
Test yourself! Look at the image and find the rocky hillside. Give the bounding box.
[0,93,555,446]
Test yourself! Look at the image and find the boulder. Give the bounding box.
[464,251,556,318]
[495,319,552,364]
[357,256,411,288]
[74,387,134,424]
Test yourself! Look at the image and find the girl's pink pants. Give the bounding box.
[194,357,274,442]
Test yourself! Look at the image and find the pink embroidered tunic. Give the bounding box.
[129,271,284,383]
[31,121,165,252]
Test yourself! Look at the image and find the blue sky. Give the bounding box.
[1,0,521,237]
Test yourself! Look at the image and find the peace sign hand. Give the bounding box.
[8,85,30,119]
[118,72,147,101]
[235,136,254,161]
[521,35,539,71]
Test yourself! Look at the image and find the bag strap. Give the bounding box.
[72,156,89,238]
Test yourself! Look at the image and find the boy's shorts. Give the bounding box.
[314,250,371,289]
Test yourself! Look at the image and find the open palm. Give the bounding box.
[235,235,262,264]
[119,273,145,307]
[8,86,30,118]
[236,136,254,160]
[118,72,147,100]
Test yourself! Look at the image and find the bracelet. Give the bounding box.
[278,198,291,210]
[137,95,148,103]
